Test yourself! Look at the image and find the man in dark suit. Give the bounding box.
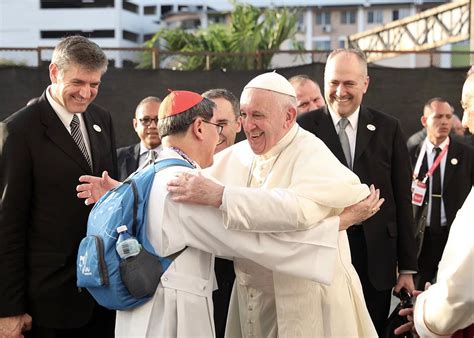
[116,96,162,181]
[0,36,117,338]
[409,97,474,290]
[297,48,418,336]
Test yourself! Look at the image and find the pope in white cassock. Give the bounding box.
[102,88,382,338]
[167,72,380,337]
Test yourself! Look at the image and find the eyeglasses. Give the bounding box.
[202,120,224,135]
[138,117,159,126]
[217,119,239,127]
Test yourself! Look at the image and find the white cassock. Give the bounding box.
[413,187,474,338]
[116,147,347,337]
[206,124,378,338]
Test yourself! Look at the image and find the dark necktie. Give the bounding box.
[70,114,92,171]
[338,118,352,169]
[430,147,442,234]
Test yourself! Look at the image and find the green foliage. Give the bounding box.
[139,3,300,70]
[0,58,27,67]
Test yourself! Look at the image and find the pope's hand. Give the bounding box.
[339,185,384,231]
[167,172,224,208]
[76,170,120,205]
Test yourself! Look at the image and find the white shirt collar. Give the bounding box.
[139,142,163,156]
[46,85,76,130]
[328,105,360,131]
[424,136,449,153]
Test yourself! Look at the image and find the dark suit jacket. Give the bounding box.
[298,106,418,290]
[410,137,474,229]
[0,91,117,329]
[116,143,140,181]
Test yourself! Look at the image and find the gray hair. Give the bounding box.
[202,88,240,119]
[326,48,368,76]
[158,98,215,138]
[51,35,108,75]
[135,96,161,116]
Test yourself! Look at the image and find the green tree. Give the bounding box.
[139,3,300,70]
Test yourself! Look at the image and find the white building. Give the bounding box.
[0,0,456,68]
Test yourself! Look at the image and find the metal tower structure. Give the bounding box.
[347,0,470,62]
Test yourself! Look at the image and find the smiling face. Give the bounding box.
[422,100,453,145]
[324,51,369,118]
[211,97,241,153]
[294,80,325,115]
[49,62,101,113]
[133,100,161,149]
[240,88,296,155]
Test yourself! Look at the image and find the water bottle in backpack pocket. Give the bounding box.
[76,158,193,310]
[115,225,164,299]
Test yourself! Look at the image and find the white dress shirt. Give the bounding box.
[138,142,163,167]
[424,137,449,227]
[46,85,92,161]
[328,106,360,169]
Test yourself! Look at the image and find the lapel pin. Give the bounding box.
[367,124,376,131]
[93,124,102,132]
[451,158,458,165]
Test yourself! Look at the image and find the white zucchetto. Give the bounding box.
[243,71,296,97]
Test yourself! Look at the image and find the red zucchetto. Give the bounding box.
[158,90,204,119]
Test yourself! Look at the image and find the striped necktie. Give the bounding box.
[70,114,92,171]
[146,150,158,164]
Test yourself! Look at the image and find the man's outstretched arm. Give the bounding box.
[76,170,120,205]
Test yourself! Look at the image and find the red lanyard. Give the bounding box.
[413,142,449,184]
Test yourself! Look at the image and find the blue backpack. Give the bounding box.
[77,158,193,310]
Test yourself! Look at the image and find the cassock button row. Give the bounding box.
[248,305,253,311]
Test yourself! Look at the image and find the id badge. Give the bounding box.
[411,181,426,206]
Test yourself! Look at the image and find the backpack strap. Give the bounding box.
[153,158,194,172]
[128,158,194,236]
[152,158,193,262]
